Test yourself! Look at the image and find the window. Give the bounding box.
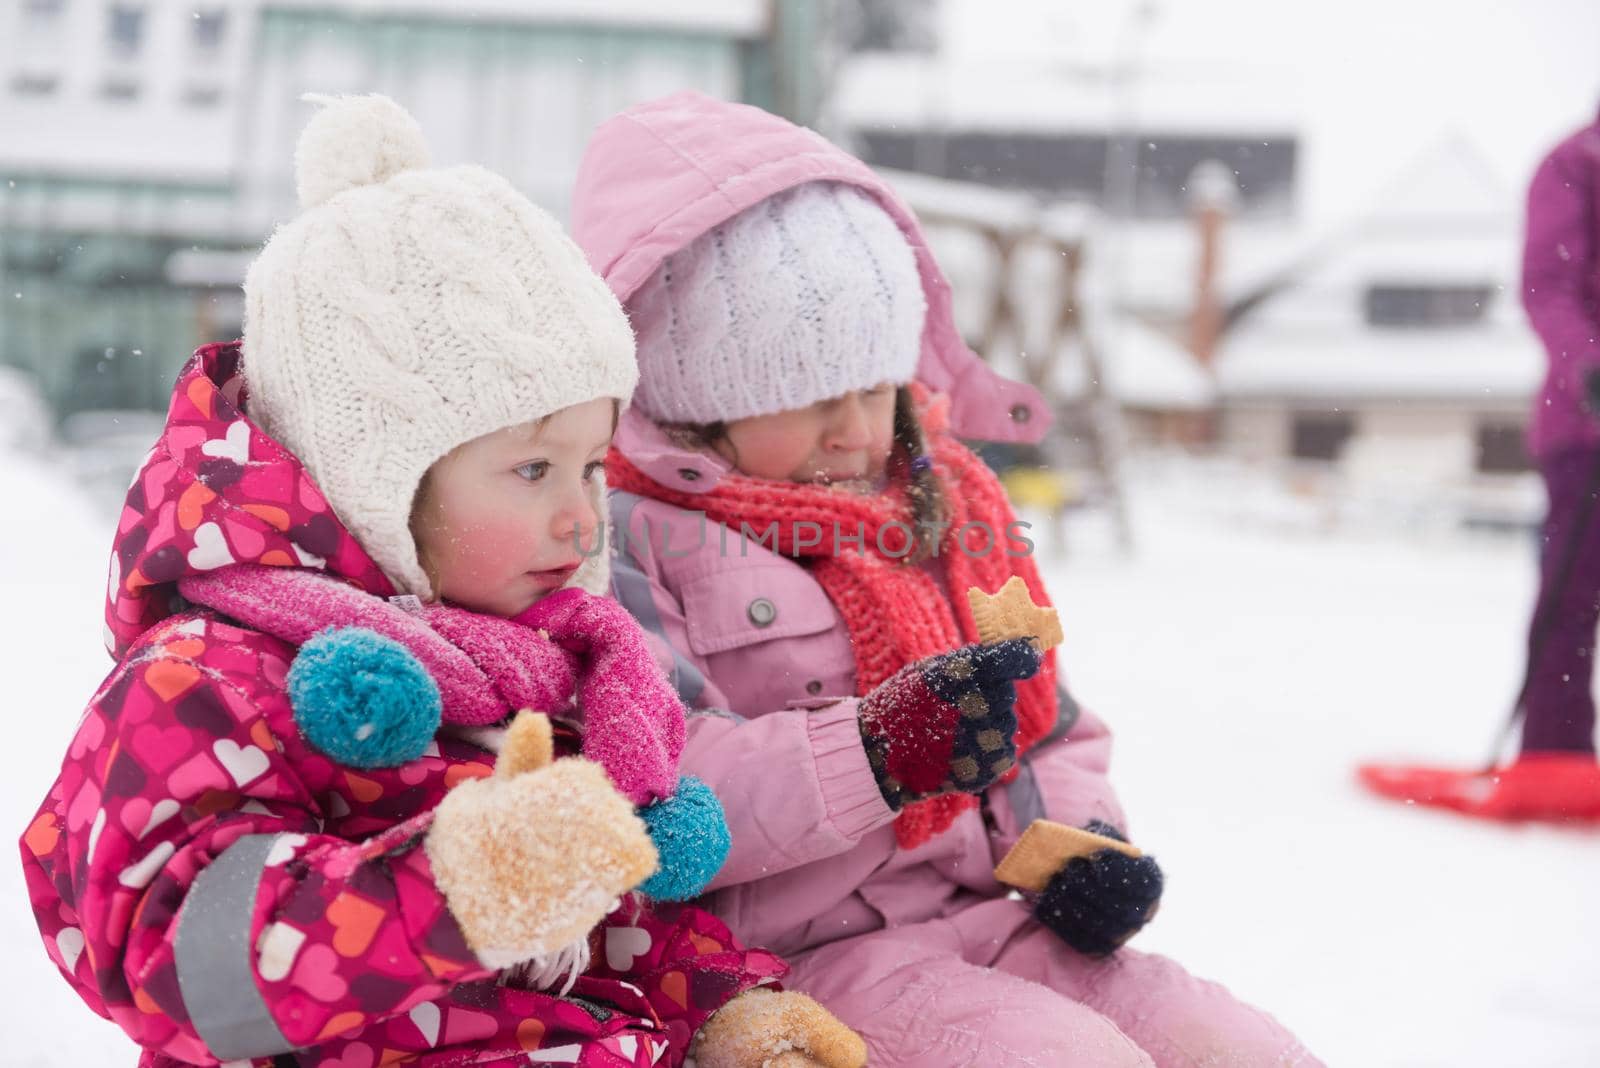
[191,9,226,55]
[182,82,222,108]
[1475,420,1530,474]
[23,0,65,21]
[16,0,66,50]
[1364,284,1493,328]
[845,0,938,53]
[9,71,60,96]
[852,129,1297,219]
[106,4,144,57]
[1290,411,1355,462]
[100,76,140,102]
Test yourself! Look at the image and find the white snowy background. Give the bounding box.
[3,0,1600,1064]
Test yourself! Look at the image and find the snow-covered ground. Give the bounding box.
[0,444,140,1064]
[2,443,1597,1066]
[1038,467,1600,1067]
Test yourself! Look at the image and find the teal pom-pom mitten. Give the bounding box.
[637,775,732,901]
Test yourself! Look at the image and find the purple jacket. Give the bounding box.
[1525,108,1600,459]
[571,93,1124,958]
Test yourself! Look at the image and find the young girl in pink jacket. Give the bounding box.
[20,94,864,1068]
[574,91,1321,1067]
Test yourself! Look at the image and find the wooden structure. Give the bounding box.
[886,170,1133,550]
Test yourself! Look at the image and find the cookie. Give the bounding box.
[967,575,1064,652]
[993,818,1141,893]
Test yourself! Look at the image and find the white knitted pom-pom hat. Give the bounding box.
[626,180,925,425]
[243,94,637,599]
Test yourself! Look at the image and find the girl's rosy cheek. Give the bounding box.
[455,513,543,567]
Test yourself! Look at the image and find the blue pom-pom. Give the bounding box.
[287,627,441,768]
[637,775,731,901]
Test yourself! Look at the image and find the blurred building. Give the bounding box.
[0,0,820,421]
[831,0,1542,524]
[1216,137,1542,519]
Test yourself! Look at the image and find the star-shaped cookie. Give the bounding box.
[967,575,1064,652]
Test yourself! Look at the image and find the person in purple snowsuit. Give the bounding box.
[1363,104,1600,822]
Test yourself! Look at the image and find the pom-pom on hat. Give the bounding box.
[243,93,637,599]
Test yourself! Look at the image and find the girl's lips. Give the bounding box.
[813,468,868,483]
[529,564,580,585]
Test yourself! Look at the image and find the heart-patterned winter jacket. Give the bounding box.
[19,342,784,1067]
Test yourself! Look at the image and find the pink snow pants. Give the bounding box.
[787,897,1321,1067]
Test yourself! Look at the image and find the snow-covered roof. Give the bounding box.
[1114,219,1308,313]
[835,53,1300,137]
[1358,133,1512,229]
[1220,134,1517,307]
[877,167,1041,233]
[263,0,768,35]
[1094,317,1216,410]
[1215,324,1541,403]
[0,1,761,187]
[1198,131,1538,404]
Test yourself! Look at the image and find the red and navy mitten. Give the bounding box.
[1033,821,1164,957]
[857,638,1041,811]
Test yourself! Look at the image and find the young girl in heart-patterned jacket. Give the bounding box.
[18,94,865,1068]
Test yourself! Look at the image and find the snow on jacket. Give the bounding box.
[19,342,783,1067]
[571,92,1125,957]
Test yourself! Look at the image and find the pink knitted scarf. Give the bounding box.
[178,567,683,806]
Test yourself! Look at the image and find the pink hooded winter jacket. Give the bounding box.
[570,91,1126,959]
[567,93,1321,1068]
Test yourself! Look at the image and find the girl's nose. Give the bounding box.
[825,393,874,452]
[551,481,600,553]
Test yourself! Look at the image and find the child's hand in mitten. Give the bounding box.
[425,712,658,968]
[1033,821,1164,957]
[693,988,868,1068]
[857,638,1041,810]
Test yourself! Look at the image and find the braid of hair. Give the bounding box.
[662,419,730,457]
[895,385,950,564]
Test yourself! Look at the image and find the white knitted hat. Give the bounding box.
[243,94,637,599]
[627,181,925,424]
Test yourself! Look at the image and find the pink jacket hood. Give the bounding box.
[570,90,1050,446]
[105,341,395,659]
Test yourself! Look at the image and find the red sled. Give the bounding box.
[1357,752,1600,824]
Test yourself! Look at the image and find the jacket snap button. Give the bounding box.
[806,679,824,695]
[747,598,777,627]
[1010,403,1032,424]
[678,467,701,482]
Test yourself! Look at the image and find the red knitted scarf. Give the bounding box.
[608,389,1059,849]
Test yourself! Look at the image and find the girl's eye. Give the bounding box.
[583,460,605,481]
[514,461,549,482]
[868,383,894,397]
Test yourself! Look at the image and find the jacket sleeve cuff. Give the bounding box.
[805,699,898,841]
[388,823,496,984]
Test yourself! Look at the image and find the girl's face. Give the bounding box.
[712,383,898,485]
[412,398,614,618]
